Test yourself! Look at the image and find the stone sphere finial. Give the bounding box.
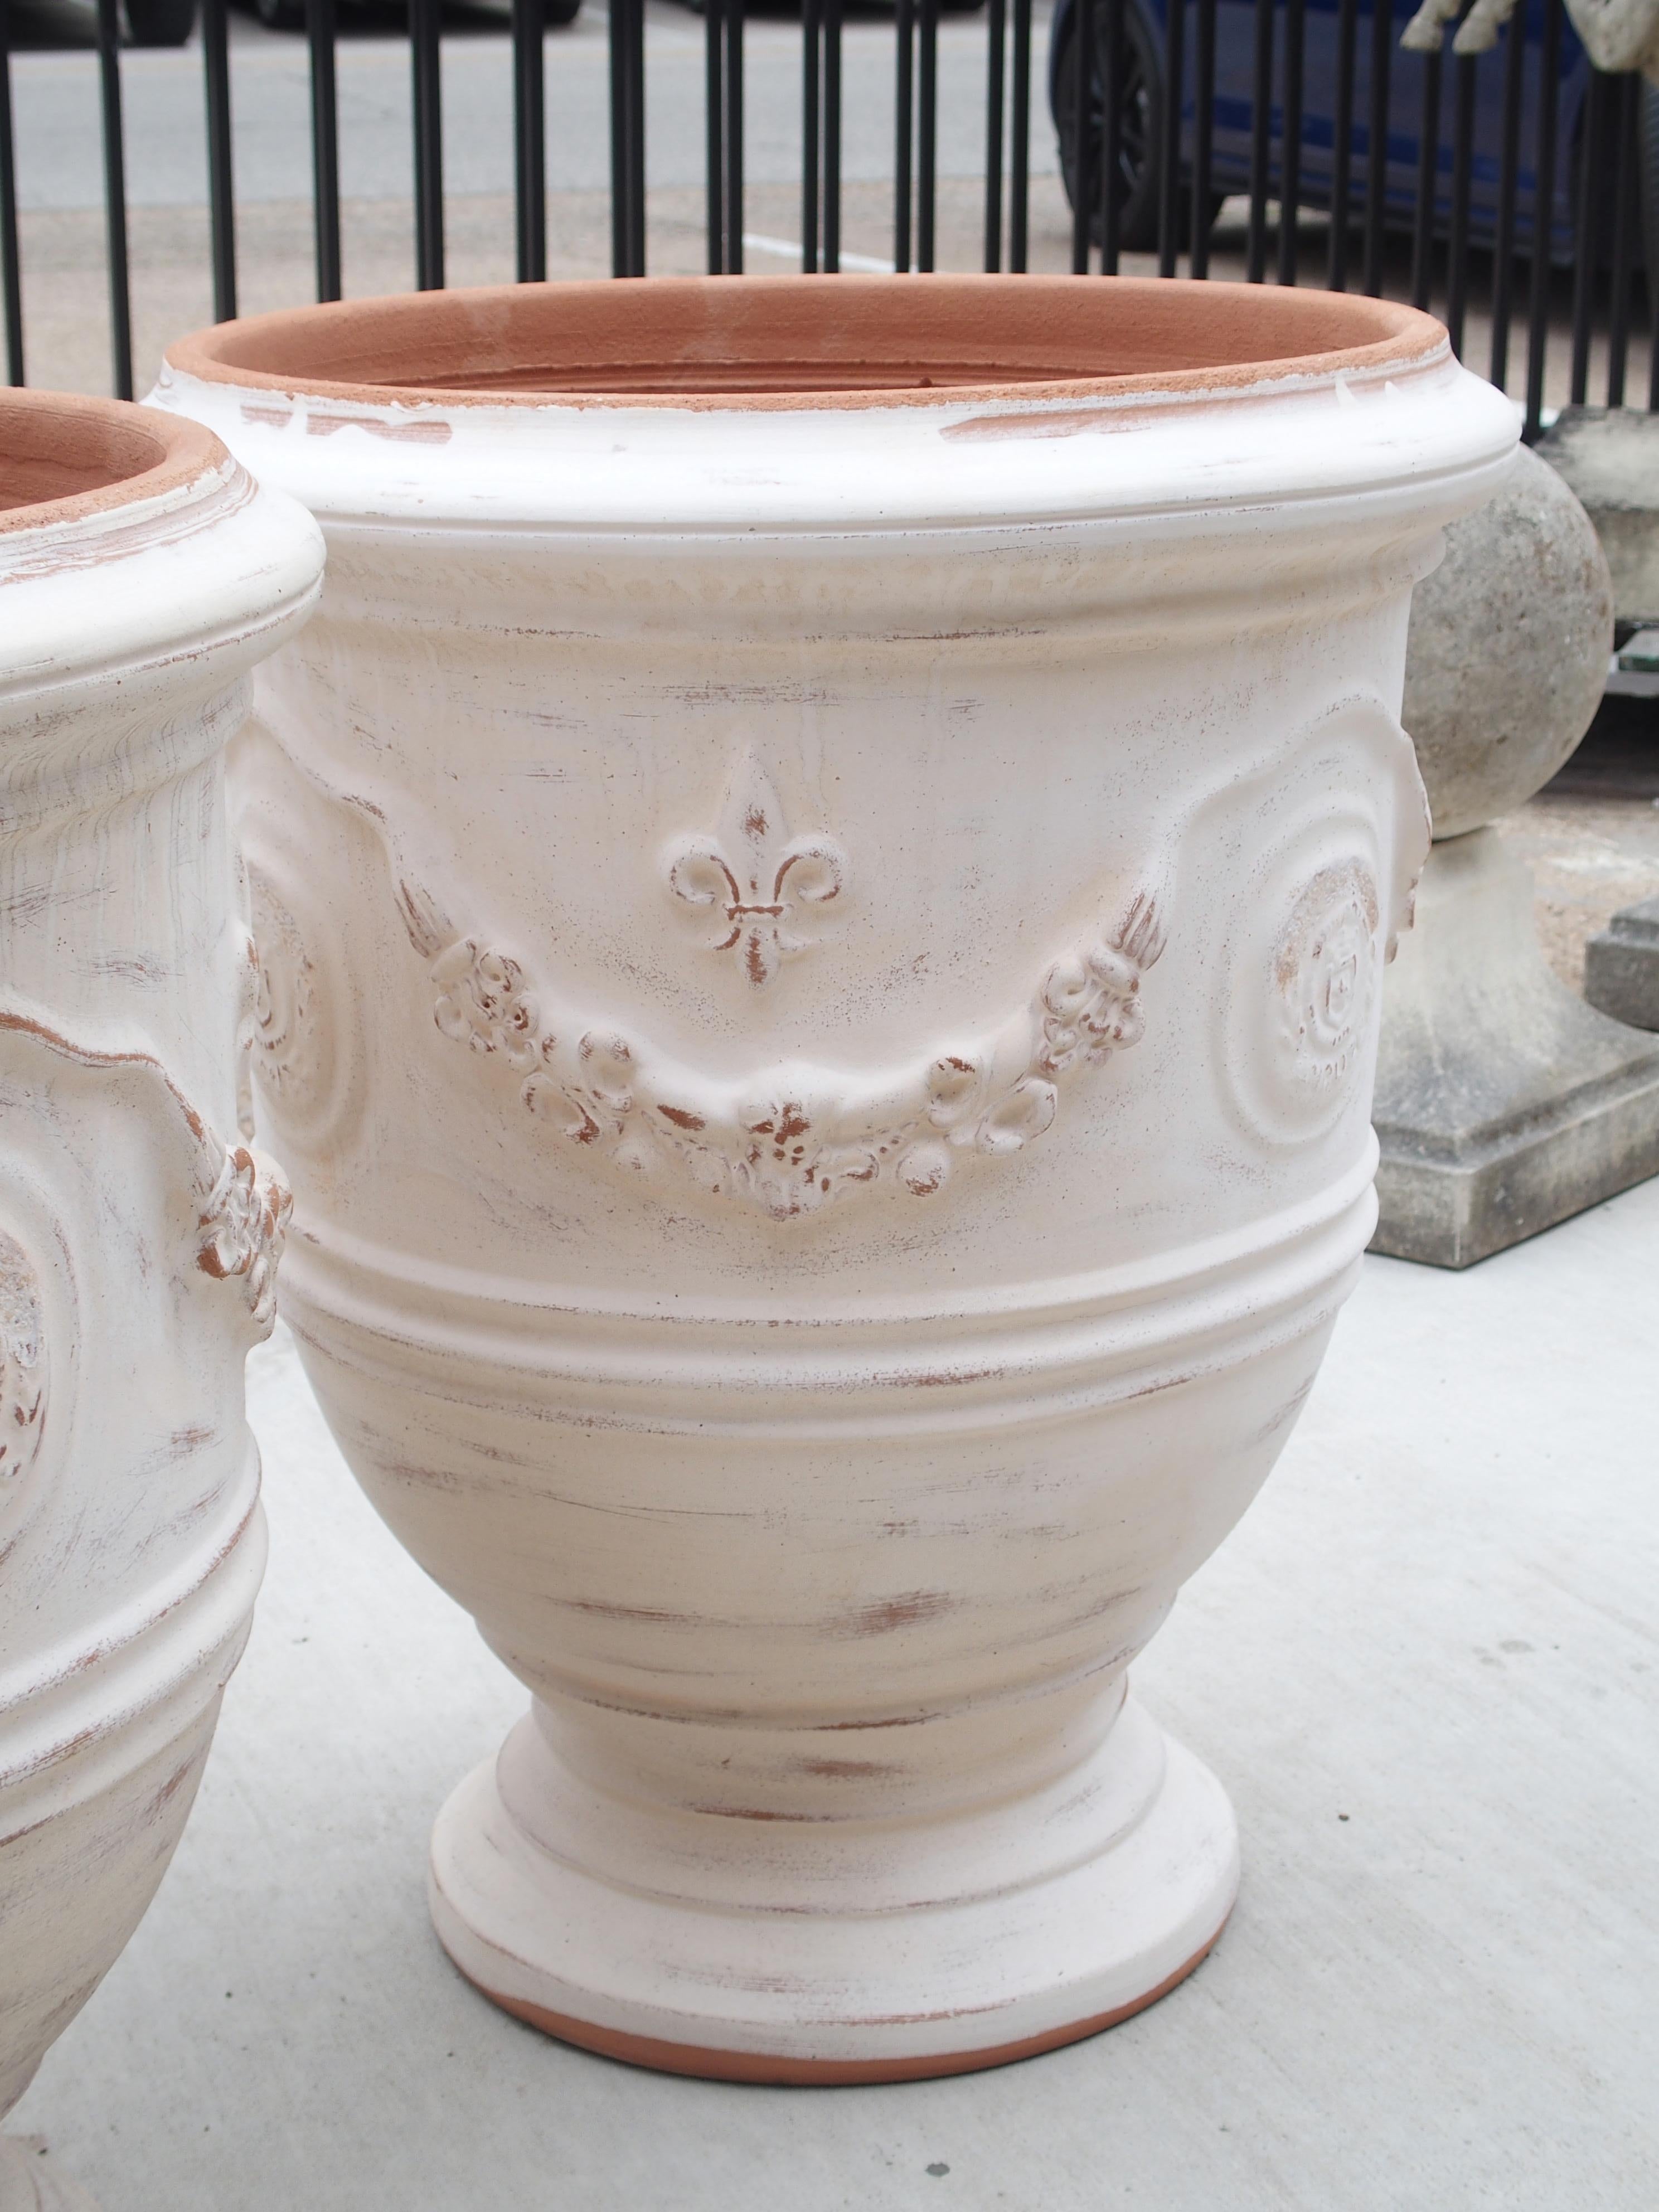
[1403,444,1614,840]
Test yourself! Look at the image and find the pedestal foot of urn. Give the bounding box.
[0,2140,100,2212]
[429,1694,1238,2083]
[1371,829,1659,1268]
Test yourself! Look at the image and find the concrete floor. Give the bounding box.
[9,1153,1657,2208]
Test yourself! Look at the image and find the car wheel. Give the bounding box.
[1052,0,1163,256]
[124,0,196,42]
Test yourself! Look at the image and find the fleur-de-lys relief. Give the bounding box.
[0,1007,290,1335]
[665,755,848,988]
[396,875,1166,1222]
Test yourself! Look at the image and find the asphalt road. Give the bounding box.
[6,0,1060,215]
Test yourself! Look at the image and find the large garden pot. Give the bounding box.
[156,276,1515,2083]
[0,393,321,2203]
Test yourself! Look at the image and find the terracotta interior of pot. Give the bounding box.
[0,395,184,518]
[182,276,1434,400]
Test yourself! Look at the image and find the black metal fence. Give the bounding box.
[0,0,1648,439]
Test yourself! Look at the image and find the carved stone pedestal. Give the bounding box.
[1374,444,1659,1264]
[1372,832,1659,1266]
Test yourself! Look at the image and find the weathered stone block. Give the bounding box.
[1373,833,1659,1268]
[1586,894,1659,1031]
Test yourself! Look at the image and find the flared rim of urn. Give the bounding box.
[0,390,227,535]
[163,274,1448,415]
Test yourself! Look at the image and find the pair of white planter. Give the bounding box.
[0,278,1515,2162]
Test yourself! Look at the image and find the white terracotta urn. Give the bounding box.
[0,392,322,2203]
[154,276,1515,2083]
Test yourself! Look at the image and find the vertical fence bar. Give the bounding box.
[726,0,744,273]
[1568,67,1603,405]
[1409,35,1440,310]
[985,0,1006,270]
[0,0,22,384]
[1444,51,1476,356]
[613,0,645,275]
[1607,71,1637,408]
[895,0,914,270]
[918,0,937,270]
[1010,0,1031,270]
[804,0,820,270]
[410,0,445,290]
[1158,0,1185,276]
[1192,0,1215,276]
[630,0,647,275]
[1488,7,1524,390]
[94,0,133,400]
[514,0,546,282]
[1278,0,1304,282]
[1071,0,1094,271]
[1100,0,1122,272]
[1246,0,1273,283]
[1362,0,1391,295]
[1523,0,1561,441]
[307,0,341,302]
[202,0,236,322]
[825,0,842,271]
[706,0,724,271]
[616,0,633,275]
[1327,0,1356,289]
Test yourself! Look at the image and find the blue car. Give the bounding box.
[1048,0,1604,257]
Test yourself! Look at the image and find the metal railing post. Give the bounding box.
[307,0,342,302]
[0,0,25,384]
[94,0,133,400]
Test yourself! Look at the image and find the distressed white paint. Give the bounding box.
[153,289,1516,2077]
[0,399,323,2201]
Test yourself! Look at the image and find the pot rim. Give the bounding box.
[0,391,227,537]
[164,273,1447,415]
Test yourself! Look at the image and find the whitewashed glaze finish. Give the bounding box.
[155,305,1515,2075]
[0,414,323,2160]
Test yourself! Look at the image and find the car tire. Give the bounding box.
[124,0,196,42]
[547,0,582,20]
[254,0,308,28]
[1052,0,1165,254]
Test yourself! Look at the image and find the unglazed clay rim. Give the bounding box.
[462,1923,1229,2084]
[0,391,227,537]
[164,274,1448,414]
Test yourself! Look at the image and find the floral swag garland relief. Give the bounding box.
[392,875,1167,1223]
[0,1007,291,1330]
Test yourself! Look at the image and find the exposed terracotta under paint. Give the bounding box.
[165,271,1443,408]
[0,391,221,530]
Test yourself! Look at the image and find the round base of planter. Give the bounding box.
[0,2138,100,2212]
[428,1696,1238,2083]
